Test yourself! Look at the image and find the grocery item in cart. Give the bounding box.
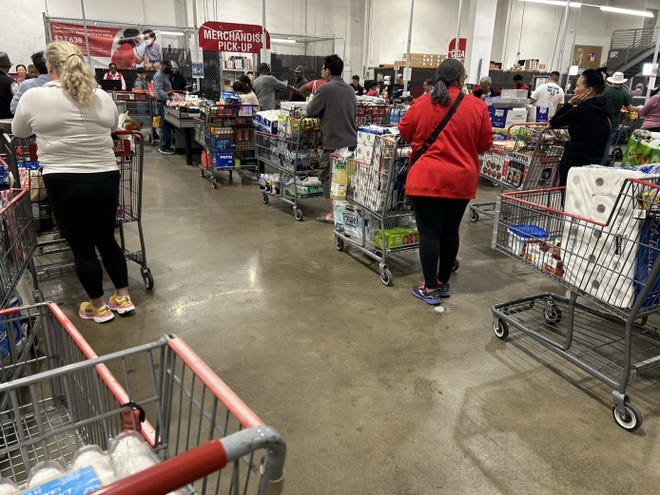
[561,165,660,308]
[72,445,118,485]
[0,479,17,495]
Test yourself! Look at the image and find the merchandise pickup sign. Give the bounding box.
[199,22,270,53]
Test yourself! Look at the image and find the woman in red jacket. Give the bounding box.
[399,59,493,305]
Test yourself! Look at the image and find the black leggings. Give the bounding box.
[43,172,128,299]
[412,196,469,289]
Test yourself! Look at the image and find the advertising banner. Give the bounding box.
[198,22,270,53]
[448,38,467,61]
[49,22,164,69]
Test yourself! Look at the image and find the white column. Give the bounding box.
[464,0,498,84]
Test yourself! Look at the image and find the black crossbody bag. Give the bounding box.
[398,91,465,184]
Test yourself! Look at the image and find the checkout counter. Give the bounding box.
[163,107,203,166]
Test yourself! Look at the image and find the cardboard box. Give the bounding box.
[487,106,528,129]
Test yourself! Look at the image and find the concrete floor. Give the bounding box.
[33,149,660,494]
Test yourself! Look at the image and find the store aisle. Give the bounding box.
[40,150,660,494]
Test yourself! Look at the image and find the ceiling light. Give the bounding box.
[160,30,185,36]
[520,0,581,7]
[271,38,297,44]
[599,6,653,18]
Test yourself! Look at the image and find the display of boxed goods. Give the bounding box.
[254,110,280,134]
[333,200,370,244]
[211,151,234,169]
[622,129,660,167]
[374,226,419,249]
[479,144,508,183]
[354,125,398,163]
[284,176,323,198]
[280,101,309,118]
[487,106,528,129]
[355,102,389,126]
[527,104,549,123]
[561,165,660,308]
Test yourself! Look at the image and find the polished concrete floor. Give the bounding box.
[32,149,660,494]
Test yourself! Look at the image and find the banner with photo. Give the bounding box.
[49,22,164,69]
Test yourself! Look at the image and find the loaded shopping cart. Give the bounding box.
[112,92,155,141]
[0,301,285,494]
[255,117,322,221]
[195,104,257,189]
[333,134,419,286]
[470,123,567,223]
[0,182,41,309]
[0,130,153,290]
[491,175,660,431]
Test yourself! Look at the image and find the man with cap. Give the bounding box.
[253,63,287,110]
[288,65,307,102]
[602,71,636,165]
[0,51,18,118]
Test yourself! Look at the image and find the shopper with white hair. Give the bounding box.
[472,76,500,99]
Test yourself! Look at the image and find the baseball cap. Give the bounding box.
[294,65,305,73]
[258,63,271,72]
[0,52,12,67]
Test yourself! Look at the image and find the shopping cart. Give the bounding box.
[112,91,154,140]
[255,119,322,221]
[470,124,566,223]
[491,177,660,431]
[0,185,41,309]
[0,302,285,494]
[0,130,153,290]
[333,134,418,286]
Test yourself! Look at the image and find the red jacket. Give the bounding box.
[398,87,492,199]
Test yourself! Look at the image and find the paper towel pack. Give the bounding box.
[561,165,660,308]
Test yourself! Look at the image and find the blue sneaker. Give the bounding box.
[412,284,442,305]
[420,281,451,298]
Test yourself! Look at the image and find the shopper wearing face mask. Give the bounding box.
[153,60,175,154]
[138,29,163,70]
[549,68,610,186]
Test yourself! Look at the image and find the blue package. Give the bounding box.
[21,465,104,495]
[635,216,660,308]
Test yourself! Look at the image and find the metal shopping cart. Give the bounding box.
[255,118,322,221]
[0,130,153,290]
[491,177,660,431]
[470,124,567,223]
[0,184,41,309]
[333,134,419,286]
[0,302,285,494]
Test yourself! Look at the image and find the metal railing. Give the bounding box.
[610,27,657,50]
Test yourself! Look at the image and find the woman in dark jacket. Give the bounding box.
[550,69,610,186]
[398,59,492,306]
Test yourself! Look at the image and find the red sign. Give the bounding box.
[198,22,269,53]
[448,38,467,60]
[50,22,120,58]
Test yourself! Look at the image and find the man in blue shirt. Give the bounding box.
[11,51,49,114]
[153,60,175,154]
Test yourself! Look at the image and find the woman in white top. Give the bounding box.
[12,41,135,323]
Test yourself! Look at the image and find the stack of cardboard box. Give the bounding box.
[394,53,446,69]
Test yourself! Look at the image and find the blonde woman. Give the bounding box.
[12,41,135,323]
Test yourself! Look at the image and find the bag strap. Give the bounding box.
[409,91,464,167]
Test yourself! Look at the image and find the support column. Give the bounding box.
[464,0,498,85]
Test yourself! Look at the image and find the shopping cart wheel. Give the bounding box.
[452,258,460,272]
[490,180,499,187]
[293,207,303,221]
[492,318,509,339]
[469,209,479,222]
[32,289,44,303]
[612,402,642,432]
[261,192,269,204]
[543,302,562,325]
[211,177,218,189]
[379,266,393,286]
[141,267,154,290]
[335,236,344,251]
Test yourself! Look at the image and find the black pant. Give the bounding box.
[43,172,128,299]
[412,196,469,289]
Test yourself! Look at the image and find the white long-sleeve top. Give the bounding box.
[12,81,119,175]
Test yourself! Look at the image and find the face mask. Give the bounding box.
[147,39,154,46]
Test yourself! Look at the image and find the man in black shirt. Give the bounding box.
[351,75,364,96]
[0,51,17,118]
[289,65,307,101]
[170,61,187,91]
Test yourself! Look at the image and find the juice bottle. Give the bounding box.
[330,160,348,200]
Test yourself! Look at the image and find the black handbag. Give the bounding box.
[397,92,464,184]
